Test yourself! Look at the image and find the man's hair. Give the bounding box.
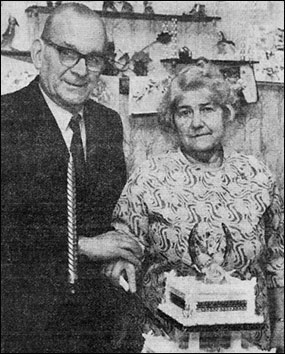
[41,2,106,42]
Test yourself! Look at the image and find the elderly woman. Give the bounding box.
[105,62,284,352]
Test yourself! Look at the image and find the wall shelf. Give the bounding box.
[257,81,284,87]
[25,5,221,23]
[1,50,32,63]
[161,58,259,66]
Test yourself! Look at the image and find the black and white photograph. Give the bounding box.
[1,1,284,353]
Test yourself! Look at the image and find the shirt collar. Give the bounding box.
[40,86,84,132]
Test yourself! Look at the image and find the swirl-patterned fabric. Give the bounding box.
[112,149,284,350]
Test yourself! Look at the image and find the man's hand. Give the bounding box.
[103,260,137,293]
[78,231,143,266]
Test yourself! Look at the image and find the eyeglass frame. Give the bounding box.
[41,37,106,72]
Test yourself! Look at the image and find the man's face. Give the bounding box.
[39,13,106,111]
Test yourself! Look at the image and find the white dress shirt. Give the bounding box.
[40,87,87,159]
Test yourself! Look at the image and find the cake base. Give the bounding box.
[141,332,276,353]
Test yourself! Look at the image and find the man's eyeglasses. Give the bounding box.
[42,37,106,72]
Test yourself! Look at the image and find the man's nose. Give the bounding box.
[70,58,88,76]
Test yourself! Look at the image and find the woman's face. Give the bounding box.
[173,88,225,154]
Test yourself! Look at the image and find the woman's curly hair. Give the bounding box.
[158,59,239,134]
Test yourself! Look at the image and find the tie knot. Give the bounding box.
[69,114,82,133]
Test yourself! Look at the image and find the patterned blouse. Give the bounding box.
[112,149,284,350]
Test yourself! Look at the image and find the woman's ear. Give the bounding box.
[31,39,44,70]
[225,104,235,122]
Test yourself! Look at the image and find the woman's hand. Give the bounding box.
[102,260,138,293]
[78,231,143,266]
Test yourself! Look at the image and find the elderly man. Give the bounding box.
[1,3,142,353]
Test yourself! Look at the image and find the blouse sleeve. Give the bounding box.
[111,164,150,251]
[264,180,284,288]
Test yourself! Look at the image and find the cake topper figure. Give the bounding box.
[188,223,234,279]
[1,16,19,50]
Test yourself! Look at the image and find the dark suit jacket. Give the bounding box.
[1,77,138,352]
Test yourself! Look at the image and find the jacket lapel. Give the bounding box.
[27,78,70,166]
[36,106,70,166]
[83,101,101,183]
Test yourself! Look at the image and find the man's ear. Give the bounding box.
[31,39,44,70]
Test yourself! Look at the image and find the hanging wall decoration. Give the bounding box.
[104,30,172,76]
[129,75,172,115]
[1,56,37,95]
[253,25,284,83]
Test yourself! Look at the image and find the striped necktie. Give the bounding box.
[69,114,86,192]
[69,114,86,230]
[67,154,78,293]
[67,114,86,292]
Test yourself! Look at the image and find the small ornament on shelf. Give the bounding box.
[179,46,192,61]
[184,3,207,20]
[132,51,152,76]
[120,1,134,13]
[102,1,118,12]
[216,31,236,57]
[102,1,133,13]
[46,1,62,7]
[117,52,130,71]
[1,16,19,51]
[156,31,172,45]
[143,1,154,15]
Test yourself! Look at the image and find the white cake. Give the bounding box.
[158,269,264,327]
[140,269,274,353]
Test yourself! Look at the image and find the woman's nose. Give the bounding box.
[191,111,204,128]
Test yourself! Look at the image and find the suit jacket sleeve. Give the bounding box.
[83,100,127,237]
